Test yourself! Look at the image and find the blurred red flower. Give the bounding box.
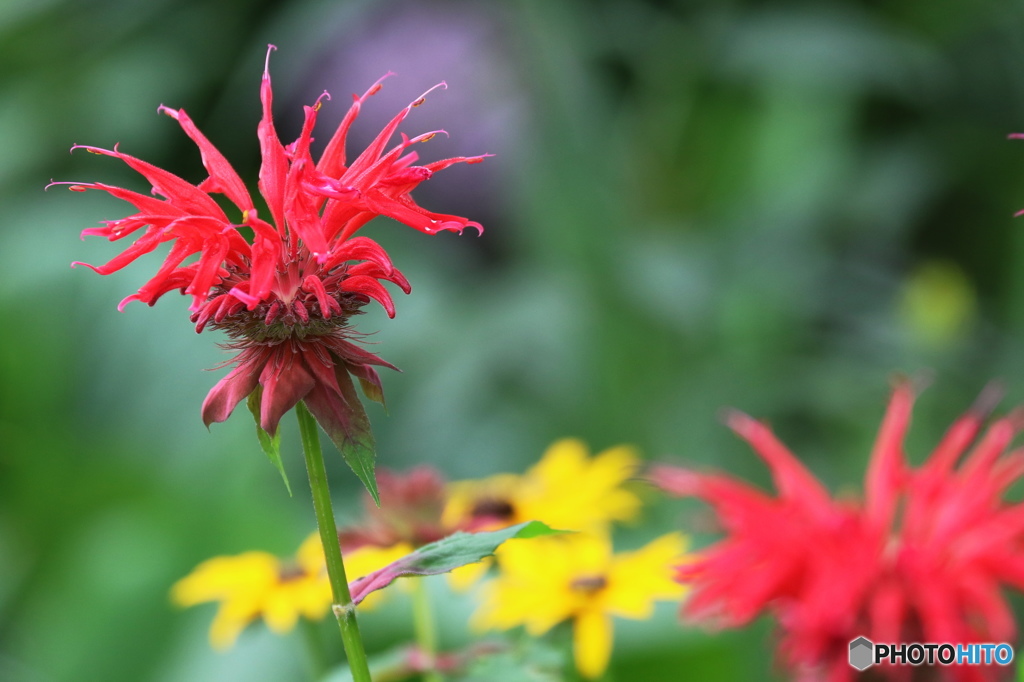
[652,383,1023,681]
[338,467,449,551]
[57,45,486,451]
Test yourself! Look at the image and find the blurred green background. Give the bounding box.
[4,0,1024,679]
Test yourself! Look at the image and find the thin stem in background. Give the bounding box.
[297,401,373,682]
[299,618,330,681]
[411,577,443,682]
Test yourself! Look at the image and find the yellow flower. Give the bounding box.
[172,534,411,649]
[171,533,331,649]
[443,439,643,591]
[472,532,687,679]
[443,439,642,534]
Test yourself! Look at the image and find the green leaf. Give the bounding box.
[349,521,563,604]
[334,370,379,506]
[454,637,565,682]
[246,388,292,496]
[358,376,386,410]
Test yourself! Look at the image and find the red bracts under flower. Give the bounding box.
[652,383,1024,682]
[55,45,487,445]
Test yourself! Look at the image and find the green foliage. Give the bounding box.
[247,388,292,496]
[332,370,380,507]
[455,638,565,682]
[351,522,561,604]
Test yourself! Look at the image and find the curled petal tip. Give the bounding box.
[889,371,930,395]
[411,82,448,108]
[117,294,141,312]
[718,407,752,432]
[1009,133,1024,139]
[70,143,115,156]
[263,44,277,75]
[970,381,1006,419]
[312,90,331,110]
[413,129,449,144]
[647,464,701,497]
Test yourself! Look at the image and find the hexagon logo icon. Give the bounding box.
[849,637,874,671]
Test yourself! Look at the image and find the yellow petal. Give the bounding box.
[604,533,687,619]
[517,440,641,533]
[574,609,614,679]
[262,584,301,633]
[206,584,268,650]
[473,534,610,636]
[446,557,493,592]
[527,439,590,483]
[209,603,256,650]
[296,533,327,576]
[171,552,279,606]
[293,576,332,620]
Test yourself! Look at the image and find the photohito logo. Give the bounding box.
[849,637,1014,670]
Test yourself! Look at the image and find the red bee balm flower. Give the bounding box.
[56,45,486,477]
[652,383,1024,682]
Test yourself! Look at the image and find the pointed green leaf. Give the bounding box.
[332,370,379,506]
[349,521,563,604]
[358,376,386,409]
[246,388,292,496]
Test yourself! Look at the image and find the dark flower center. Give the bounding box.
[278,564,307,582]
[197,267,371,342]
[571,575,608,593]
[471,498,516,521]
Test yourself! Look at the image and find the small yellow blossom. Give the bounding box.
[473,532,687,679]
[172,533,331,649]
[442,440,642,592]
[172,534,411,649]
[443,439,642,534]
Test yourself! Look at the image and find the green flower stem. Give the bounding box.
[410,577,442,682]
[297,401,372,682]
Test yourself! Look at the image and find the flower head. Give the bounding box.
[473,532,687,679]
[443,439,643,534]
[338,466,449,550]
[57,45,487,470]
[173,532,410,648]
[652,382,1024,681]
[171,533,330,649]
